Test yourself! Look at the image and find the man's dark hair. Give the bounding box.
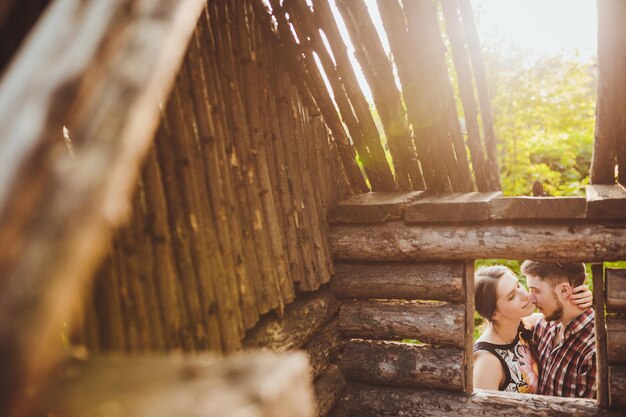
[520,261,586,288]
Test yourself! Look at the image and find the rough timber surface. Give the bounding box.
[330,221,626,262]
[490,196,587,219]
[331,261,465,302]
[331,383,623,417]
[607,268,626,313]
[405,191,502,223]
[587,184,626,219]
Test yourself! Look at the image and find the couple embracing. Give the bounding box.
[473,261,596,398]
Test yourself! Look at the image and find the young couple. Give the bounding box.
[473,261,596,398]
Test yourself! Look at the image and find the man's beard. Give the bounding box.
[543,291,564,321]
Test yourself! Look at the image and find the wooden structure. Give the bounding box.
[1,0,626,417]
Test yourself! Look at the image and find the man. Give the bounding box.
[521,260,596,398]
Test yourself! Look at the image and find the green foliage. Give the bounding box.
[482,46,596,196]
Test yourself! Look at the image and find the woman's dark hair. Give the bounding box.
[474,265,515,321]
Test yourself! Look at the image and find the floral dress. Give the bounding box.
[473,323,539,393]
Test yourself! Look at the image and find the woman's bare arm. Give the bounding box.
[473,350,505,390]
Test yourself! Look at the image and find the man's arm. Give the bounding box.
[577,350,597,399]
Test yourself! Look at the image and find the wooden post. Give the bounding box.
[464,261,475,393]
[592,263,609,407]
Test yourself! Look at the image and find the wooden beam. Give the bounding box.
[609,365,626,410]
[593,264,609,407]
[328,191,424,223]
[314,363,345,417]
[607,315,626,365]
[42,352,315,417]
[333,383,623,417]
[0,1,206,415]
[303,321,344,380]
[490,196,587,220]
[331,261,465,302]
[337,300,464,347]
[586,184,626,219]
[330,221,626,262]
[606,268,626,313]
[243,287,340,351]
[340,340,464,391]
[405,192,502,223]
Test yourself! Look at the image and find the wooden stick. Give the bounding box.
[286,0,396,191]
[458,0,501,190]
[334,0,422,191]
[441,0,489,191]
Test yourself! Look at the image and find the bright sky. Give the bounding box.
[471,0,597,59]
[328,0,598,101]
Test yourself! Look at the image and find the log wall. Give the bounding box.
[605,268,626,410]
[332,260,473,395]
[78,0,352,354]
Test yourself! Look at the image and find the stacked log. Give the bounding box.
[605,268,626,410]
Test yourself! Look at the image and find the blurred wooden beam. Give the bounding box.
[0,0,206,415]
[42,352,315,417]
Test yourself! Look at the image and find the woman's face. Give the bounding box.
[493,272,534,321]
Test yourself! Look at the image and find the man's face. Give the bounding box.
[526,274,563,321]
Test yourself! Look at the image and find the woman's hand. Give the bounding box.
[570,284,593,310]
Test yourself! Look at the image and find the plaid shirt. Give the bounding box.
[532,309,596,398]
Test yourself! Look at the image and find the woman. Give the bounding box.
[473,265,592,393]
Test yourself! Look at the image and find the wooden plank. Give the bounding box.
[331,261,465,302]
[329,221,626,261]
[337,300,464,347]
[606,268,626,313]
[340,340,464,391]
[609,365,626,410]
[43,352,315,417]
[607,315,626,365]
[0,0,207,415]
[593,264,609,407]
[405,192,502,223]
[304,321,344,380]
[333,383,624,417]
[463,261,474,394]
[586,184,626,219]
[243,288,340,351]
[490,196,587,220]
[328,191,424,223]
[314,363,345,417]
